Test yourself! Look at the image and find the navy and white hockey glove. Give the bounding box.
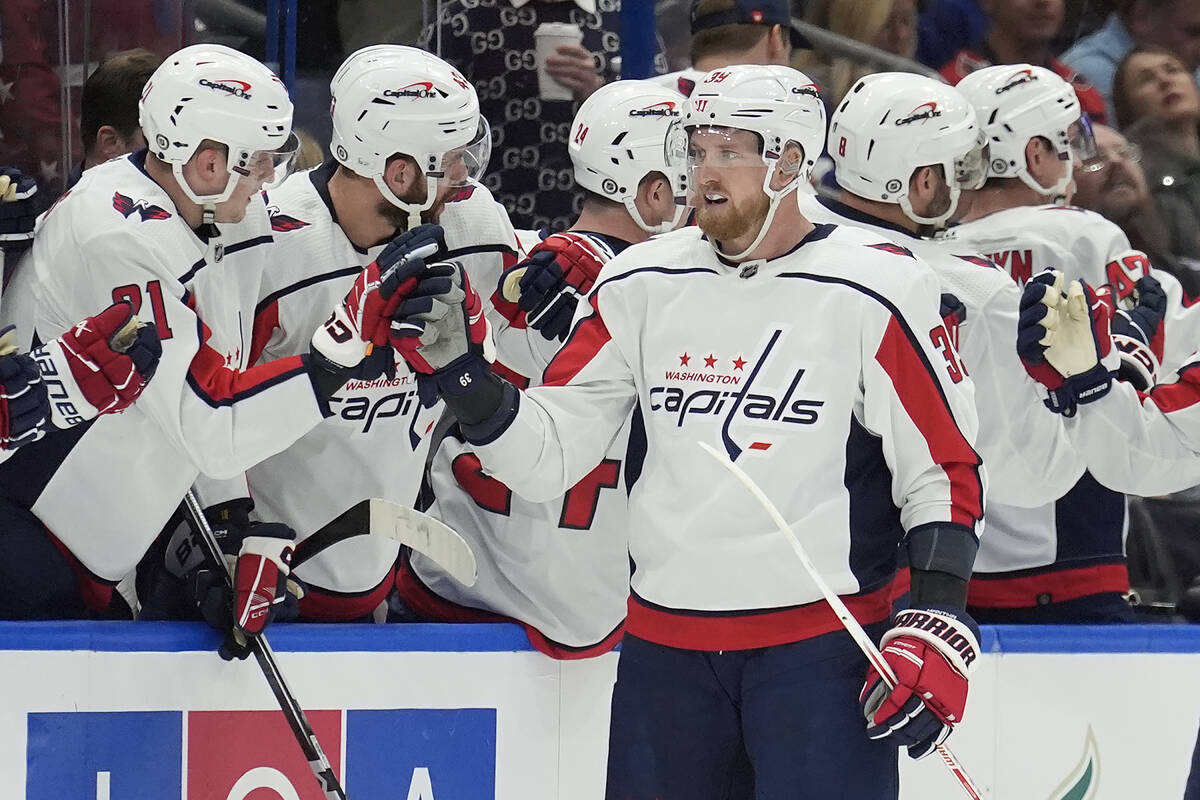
[309,223,446,402]
[496,233,609,342]
[33,300,161,423]
[391,261,496,409]
[187,499,303,661]
[0,168,38,257]
[0,326,49,449]
[1109,274,1166,391]
[860,606,980,759]
[1017,269,1118,416]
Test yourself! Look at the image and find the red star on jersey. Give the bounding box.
[704,354,717,368]
[679,352,691,366]
[732,356,746,370]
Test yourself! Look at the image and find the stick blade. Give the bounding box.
[369,498,478,586]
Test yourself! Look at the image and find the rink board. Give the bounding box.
[0,622,1195,799]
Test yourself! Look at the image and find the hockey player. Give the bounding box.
[940,63,1181,622]
[236,45,517,621]
[398,79,690,657]
[2,45,418,626]
[391,65,985,799]
[805,72,1086,512]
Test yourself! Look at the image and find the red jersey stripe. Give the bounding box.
[874,316,984,527]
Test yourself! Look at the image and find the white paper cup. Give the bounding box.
[534,22,585,102]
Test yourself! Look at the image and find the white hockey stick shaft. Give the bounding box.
[698,442,983,800]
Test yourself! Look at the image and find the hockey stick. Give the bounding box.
[697,442,984,800]
[288,498,477,587]
[182,489,348,800]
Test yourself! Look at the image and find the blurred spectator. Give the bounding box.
[339,0,427,52]
[656,0,807,97]
[917,0,986,69]
[1073,122,1200,297]
[0,0,179,197]
[1060,0,1200,124]
[69,49,162,187]
[419,1,667,232]
[799,0,918,104]
[1114,47,1200,275]
[940,0,1108,124]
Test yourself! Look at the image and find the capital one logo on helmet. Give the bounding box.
[895,101,943,126]
[996,69,1038,94]
[198,78,253,99]
[628,101,679,118]
[384,82,449,99]
[791,84,820,98]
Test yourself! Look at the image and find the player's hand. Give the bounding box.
[187,499,304,661]
[1110,275,1166,391]
[391,260,494,407]
[860,606,980,759]
[544,43,606,101]
[309,223,446,398]
[0,326,50,449]
[1017,269,1118,415]
[498,233,608,342]
[32,301,162,427]
[0,167,38,255]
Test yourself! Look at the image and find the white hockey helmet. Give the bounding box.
[569,80,690,234]
[671,64,827,259]
[329,45,490,228]
[956,63,1096,198]
[139,44,297,209]
[829,72,986,227]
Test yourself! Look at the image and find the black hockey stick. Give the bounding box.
[182,489,348,800]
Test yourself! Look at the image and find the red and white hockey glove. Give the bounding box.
[1109,274,1166,391]
[309,223,446,398]
[32,300,161,426]
[391,260,494,407]
[189,499,303,661]
[860,606,980,759]
[0,326,49,449]
[1017,269,1118,416]
[496,232,609,341]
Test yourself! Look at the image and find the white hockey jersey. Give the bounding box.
[246,163,518,616]
[2,152,327,586]
[1064,355,1200,496]
[800,195,1084,507]
[468,223,985,652]
[413,231,633,655]
[941,204,1140,606]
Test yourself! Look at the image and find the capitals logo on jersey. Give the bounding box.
[112,191,172,222]
[264,200,311,232]
[649,328,825,461]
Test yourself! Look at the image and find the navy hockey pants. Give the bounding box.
[969,591,1135,624]
[605,625,898,800]
[0,500,88,618]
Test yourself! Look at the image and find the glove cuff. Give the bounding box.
[1043,363,1115,416]
[1113,334,1160,391]
[239,535,294,576]
[31,340,103,426]
[883,607,981,677]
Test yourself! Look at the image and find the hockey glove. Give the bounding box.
[187,499,303,661]
[1109,275,1166,391]
[31,301,161,427]
[0,326,50,449]
[391,260,496,409]
[309,223,446,402]
[0,168,38,256]
[497,233,609,341]
[860,606,980,759]
[1017,269,1118,416]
